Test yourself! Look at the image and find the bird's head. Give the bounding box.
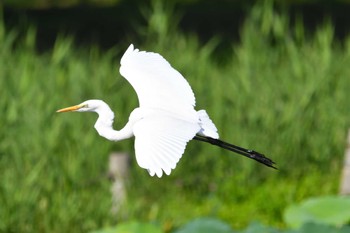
[57,99,105,113]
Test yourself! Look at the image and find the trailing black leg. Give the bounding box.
[194,135,277,169]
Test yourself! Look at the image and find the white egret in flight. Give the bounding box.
[57,44,276,177]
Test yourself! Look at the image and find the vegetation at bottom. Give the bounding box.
[92,195,350,233]
[0,1,350,232]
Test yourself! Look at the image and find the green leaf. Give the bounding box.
[90,221,163,233]
[284,196,350,228]
[295,222,350,233]
[240,222,281,233]
[173,217,235,233]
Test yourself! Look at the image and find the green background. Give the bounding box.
[0,0,350,232]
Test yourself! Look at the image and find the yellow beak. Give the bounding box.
[56,104,83,113]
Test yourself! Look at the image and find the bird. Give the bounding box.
[57,44,276,178]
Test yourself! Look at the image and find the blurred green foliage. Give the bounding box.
[91,217,350,233]
[92,196,350,232]
[5,0,350,9]
[91,221,163,233]
[0,0,350,232]
[284,196,350,228]
[3,0,121,8]
[173,218,234,233]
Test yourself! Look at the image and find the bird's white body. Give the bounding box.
[58,44,218,177]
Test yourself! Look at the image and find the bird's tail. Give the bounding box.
[197,110,219,139]
[193,135,277,169]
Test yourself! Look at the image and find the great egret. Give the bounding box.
[57,44,276,177]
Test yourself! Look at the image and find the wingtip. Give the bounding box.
[120,44,135,65]
[128,43,134,51]
[147,168,164,178]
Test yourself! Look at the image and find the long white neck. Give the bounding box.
[93,102,133,141]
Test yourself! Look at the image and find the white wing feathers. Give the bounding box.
[119,44,218,177]
[120,44,196,113]
[133,115,200,177]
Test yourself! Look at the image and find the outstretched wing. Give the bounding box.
[133,115,200,177]
[120,44,196,115]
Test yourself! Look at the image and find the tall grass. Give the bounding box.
[0,1,350,232]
